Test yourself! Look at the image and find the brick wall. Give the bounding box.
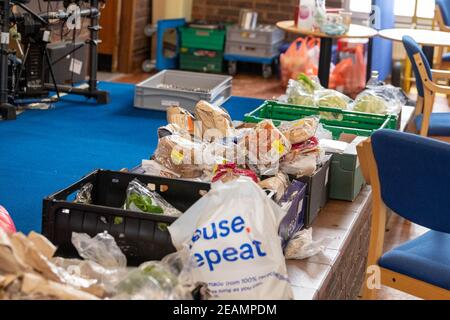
[192,0,343,24]
[132,0,152,71]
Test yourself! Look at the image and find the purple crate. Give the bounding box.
[278,180,307,249]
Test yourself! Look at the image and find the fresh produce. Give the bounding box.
[353,93,387,114]
[288,94,315,107]
[297,73,317,94]
[123,179,181,217]
[286,74,319,106]
[315,89,350,121]
[315,89,349,109]
[116,262,179,296]
[125,193,164,214]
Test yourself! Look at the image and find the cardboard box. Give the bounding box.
[328,134,367,201]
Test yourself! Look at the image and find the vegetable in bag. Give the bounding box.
[123,179,182,217]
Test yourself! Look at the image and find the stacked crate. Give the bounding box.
[179,25,226,73]
[224,25,285,78]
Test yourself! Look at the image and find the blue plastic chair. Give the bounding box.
[435,1,450,69]
[402,36,450,138]
[156,19,186,71]
[357,130,450,299]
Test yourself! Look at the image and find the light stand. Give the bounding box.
[0,0,16,120]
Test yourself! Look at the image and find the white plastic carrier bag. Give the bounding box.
[168,176,293,300]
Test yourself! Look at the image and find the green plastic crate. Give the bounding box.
[179,48,223,73]
[180,27,226,51]
[244,100,398,140]
[244,100,399,202]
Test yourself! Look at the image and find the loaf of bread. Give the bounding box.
[153,135,204,178]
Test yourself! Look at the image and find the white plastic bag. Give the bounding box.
[72,232,127,269]
[284,228,326,260]
[168,177,293,300]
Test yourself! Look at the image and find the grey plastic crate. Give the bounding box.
[225,40,282,58]
[134,70,232,113]
[227,25,285,45]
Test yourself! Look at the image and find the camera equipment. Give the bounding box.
[0,0,109,120]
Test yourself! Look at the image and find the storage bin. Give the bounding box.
[42,170,210,265]
[244,100,398,139]
[134,70,232,113]
[296,156,331,226]
[225,41,282,58]
[227,25,285,46]
[179,48,223,73]
[261,157,331,227]
[180,26,226,51]
[131,165,308,248]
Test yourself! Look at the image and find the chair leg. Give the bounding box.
[433,136,450,143]
[362,285,378,300]
[407,97,423,133]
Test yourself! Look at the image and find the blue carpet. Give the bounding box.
[0,81,262,233]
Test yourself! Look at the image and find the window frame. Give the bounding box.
[343,0,435,29]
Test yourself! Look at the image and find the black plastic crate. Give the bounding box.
[132,165,307,248]
[42,170,210,266]
[261,156,331,227]
[296,157,331,226]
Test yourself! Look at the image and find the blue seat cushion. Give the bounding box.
[379,231,450,290]
[443,52,450,62]
[415,113,450,136]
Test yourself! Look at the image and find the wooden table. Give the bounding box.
[276,21,378,88]
[379,28,450,68]
[289,106,415,300]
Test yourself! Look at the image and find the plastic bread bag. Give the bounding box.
[315,123,333,140]
[166,106,195,134]
[72,232,127,269]
[168,176,293,300]
[202,141,246,175]
[284,228,328,260]
[123,179,182,217]
[291,136,320,155]
[258,172,290,202]
[141,159,182,179]
[51,256,128,297]
[353,85,405,115]
[280,153,318,178]
[195,100,234,140]
[153,135,205,179]
[315,89,351,121]
[74,183,93,204]
[211,163,259,184]
[238,120,291,175]
[157,123,191,140]
[279,117,319,145]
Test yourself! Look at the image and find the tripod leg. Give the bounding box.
[0,103,16,120]
[44,48,60,99]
